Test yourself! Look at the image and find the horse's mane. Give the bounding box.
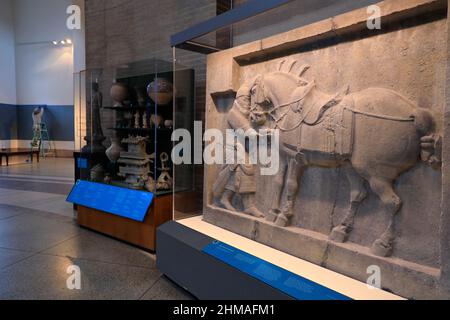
[260,59,311,87]
[266,71,301,83]
[276,59,310,78]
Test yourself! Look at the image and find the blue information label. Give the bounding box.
[203,241,351,300]
[77,158,88,169]
[67,180,154,222]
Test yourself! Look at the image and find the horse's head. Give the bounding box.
[249,64,312,126]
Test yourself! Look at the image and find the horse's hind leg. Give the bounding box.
[275,158,304,227]
[329,165,367,243]
[368,177,402,257]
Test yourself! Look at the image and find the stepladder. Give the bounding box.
[31,123,54,158]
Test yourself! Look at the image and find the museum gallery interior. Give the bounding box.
[0,0,449,301]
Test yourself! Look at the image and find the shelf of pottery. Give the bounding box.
[88,76,176,196]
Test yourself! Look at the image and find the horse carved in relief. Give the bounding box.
[248,60,441,257]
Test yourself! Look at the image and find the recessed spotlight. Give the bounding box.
[52,41,58,45]
[66,39,72,44]
[60,40,66,45]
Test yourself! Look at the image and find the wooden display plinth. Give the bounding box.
[77,194,173,251]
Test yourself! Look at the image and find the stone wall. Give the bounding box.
[85,0,216,69]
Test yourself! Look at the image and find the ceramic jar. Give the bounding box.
[105,136,122,162]
[110,83,128,107]
[147,78,173,106]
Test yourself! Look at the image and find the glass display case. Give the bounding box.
[75,58,195,197]
[73,58,195,250]
[172,59,202,219]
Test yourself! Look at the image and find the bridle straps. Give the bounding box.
[251,80,316,130]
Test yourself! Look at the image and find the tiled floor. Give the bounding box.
[0,158,194,300]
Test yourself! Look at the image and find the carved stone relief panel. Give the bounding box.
[204,0,448,299]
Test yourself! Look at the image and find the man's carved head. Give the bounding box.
[250,75,270,109]
[248,76,269,126]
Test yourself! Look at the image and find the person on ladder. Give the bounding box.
[31,106,44,151]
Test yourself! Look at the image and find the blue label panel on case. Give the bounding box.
[77,158,88,169]
[67,180,154,222]
[203,241,351,300]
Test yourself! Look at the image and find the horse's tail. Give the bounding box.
[414,108,441,168]
[413,108,434,136]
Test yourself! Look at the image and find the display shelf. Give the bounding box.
[75,60,179,193]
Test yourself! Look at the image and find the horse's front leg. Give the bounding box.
[265,158,287,222]
[275,158,303,227]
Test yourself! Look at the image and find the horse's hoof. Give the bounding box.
[265,210,279,222]
[371,239,393,257]
[329,226,348,243]
[275,214,290,227]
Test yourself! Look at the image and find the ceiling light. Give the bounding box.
[60,40,66,45]
[66,39,72,44]
[52,41,58,45]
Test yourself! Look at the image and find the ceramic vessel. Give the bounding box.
[147,78,173,105]
[90,164,105,182]
[105,137,122,162]
[151,114,164,128]
[110,83,128,107]
[164,120,173,128]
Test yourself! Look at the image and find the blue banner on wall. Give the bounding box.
[203,241,351,300]
[67,180,154,222]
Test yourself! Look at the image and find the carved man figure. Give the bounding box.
[213,80,265,218]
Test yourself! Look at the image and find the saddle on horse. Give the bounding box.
[281,84,355,159]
